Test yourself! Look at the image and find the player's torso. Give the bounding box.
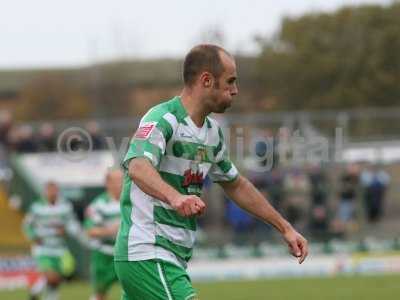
[89,196,120,256]
[93,198,120,227]
[116,98,224,265]
[160,105,221,196]
[33,202,70,233]
[31,201,71,254]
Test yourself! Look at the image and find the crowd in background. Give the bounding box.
[0,109,392,244]
[221,128,391,244]
[0,110,106,153]
[224,159,391,244]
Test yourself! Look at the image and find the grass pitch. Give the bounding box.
[1,274,398,300]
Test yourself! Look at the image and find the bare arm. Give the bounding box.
[220,175,309,264]
[87,223,119,239]
[128,157,206,217]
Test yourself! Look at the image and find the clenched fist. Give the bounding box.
[169,195,206,217]
[283,228,309,264]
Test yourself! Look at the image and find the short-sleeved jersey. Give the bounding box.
[85,192,120,256]
[115,96,239,268]
[23,198,79,257]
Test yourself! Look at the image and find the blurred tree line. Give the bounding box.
[3,2,400,120]
[256,3,400,110]
[16,73,91,120]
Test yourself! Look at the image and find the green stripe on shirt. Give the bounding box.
[154,205,197,231]
[155,235,193,262]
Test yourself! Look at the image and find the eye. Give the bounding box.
[228,77,236,84]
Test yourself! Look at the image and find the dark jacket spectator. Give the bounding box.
[85,121,105,150]
[308,166,330,239]
[337,164,359,223]
[361,166,390,222]
[15,125,38,153]
[37,123,57,152]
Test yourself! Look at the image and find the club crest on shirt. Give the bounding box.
[182,147,205,194]
[195,147,207,162]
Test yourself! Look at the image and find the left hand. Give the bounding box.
[283,228,309,264]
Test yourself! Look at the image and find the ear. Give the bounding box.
[199,72,214,88]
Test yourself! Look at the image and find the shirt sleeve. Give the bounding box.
[208,127,239,183]
[122,107,173,170]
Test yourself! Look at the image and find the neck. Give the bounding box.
[108,191,119,201]
[180,88,210,128]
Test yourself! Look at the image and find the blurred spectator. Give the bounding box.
[337,164,359,223]
[265,168,285,212]
[226,131,259,243]
[0,110,13,148]
[225,196,255,245]
[282,168,310,230]
[18,125,38,153]
[85,121,105,150]
[308,165,330,240]
[360,164,390,223]
[6,126,20,152]
[246,139,284,211]
[246,136,280,240]
[12,125,38,153]
[246,140,272,196]
[309,206,329,239]
[276,127,292,168]
[37,123,57,152]
[309,165,329,206]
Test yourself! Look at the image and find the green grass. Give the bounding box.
[1,274,399,300]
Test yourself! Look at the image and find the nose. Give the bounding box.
[231,84,238,96]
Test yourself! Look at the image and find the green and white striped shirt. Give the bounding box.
[114,96,239,268]
[23,198,79,257]
[85,192,120,256]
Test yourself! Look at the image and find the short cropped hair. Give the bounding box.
[45,181,58,188]
[183,44,230,86]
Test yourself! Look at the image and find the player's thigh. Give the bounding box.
[159,260,197,300]
[115,260,197,300]
[115,260,166,300]
[91,251,118,294]
[35,256,62,285]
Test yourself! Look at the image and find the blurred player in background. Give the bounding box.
[23,181,80,300]
[114,44,309,300]
[85,169,123,300]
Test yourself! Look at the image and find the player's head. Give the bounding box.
[183,44,238,113]
[105,168,123,200]
[44,181,59,204]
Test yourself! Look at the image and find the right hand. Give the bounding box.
[169,195,206,217]
[56,227,66,236]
